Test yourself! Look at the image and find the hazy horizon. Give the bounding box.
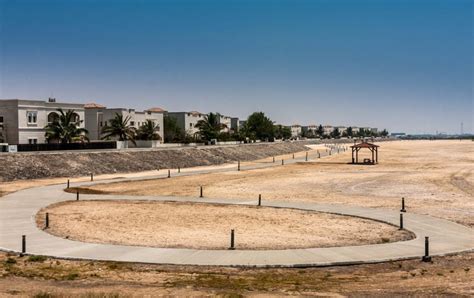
[1,0,472,134]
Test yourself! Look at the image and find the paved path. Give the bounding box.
[1,148,473,267]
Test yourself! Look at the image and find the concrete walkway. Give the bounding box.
[1,148,473,267]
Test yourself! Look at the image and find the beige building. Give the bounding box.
[290,124,302,138]
[166,111,205,137]
[0,98,85,144]
[85,104,165,141]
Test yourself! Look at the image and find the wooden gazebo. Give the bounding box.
[350,142,379,164]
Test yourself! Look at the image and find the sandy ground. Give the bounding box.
[1,140,473,296]
[37,200,411,249]
[0,251,472,296]
[84,140,474,227]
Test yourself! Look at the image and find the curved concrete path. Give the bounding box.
[1,150,473,267]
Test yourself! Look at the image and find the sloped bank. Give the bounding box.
[0,142,309,181]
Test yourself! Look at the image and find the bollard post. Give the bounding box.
[422,236,431,262]
[281,159,284,165]
[238,160,240,171]
[305,152,308,161]
[258,194,261,206]
[67,179,70,189]
[272,156,275,163]
[292,153,295,159]
[90,173,93,181]
[400,197,406,212]
[21,235,26,255]
[399,213,403,230]
[229,229,235,250]
[45,212,49,229]
[76,190,79,201]
[178,167,180,173]
[168,169,171,178]
[200,186,203,198]
[329,150,331,156]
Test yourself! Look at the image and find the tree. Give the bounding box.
[330,127,341,139]
[195,113,226,142]
[101,113,137,145]
[242,112,274,141]
[163,115,185,143]
[44,109,89,144]
[346,127,353,138]
[316,125,325,138]
[380,129,389,137]
[274,125,291,140]
[357,128,367,138]
[137,119,162,141]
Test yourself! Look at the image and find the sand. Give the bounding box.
[37,200,411,249]
[82,140,474,227]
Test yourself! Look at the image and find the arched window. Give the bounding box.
[47,112,59,123]
[71,113,80,123]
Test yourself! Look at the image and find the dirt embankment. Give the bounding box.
[0,142,309,181]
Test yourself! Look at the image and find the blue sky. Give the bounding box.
[0,0,472,134]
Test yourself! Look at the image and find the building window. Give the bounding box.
[104,121,108,127]
[47,112,59,123]
[130,121,135,126]
[0,116,3,123]
[71,113,80,123]
[27,111,37,124]
[189,123,193,128]
[99,121,103,127]
[28,138,38,144]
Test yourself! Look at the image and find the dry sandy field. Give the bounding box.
[37,201,412,250]
[0,139,473,296]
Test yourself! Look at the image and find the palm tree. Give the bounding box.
[195,113,226,141]
[44,109,89,143]
[137,119,162,141]
[346,127,353,138]
[316,125,324,138]
[101,113,137,145]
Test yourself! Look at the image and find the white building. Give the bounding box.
[217,114,233,133]
[0,98,85,144]
[166,111,205,137]
[323,125,333,135]
[290,124,302,138]
[84,103,165,141]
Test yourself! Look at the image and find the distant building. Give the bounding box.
[335,126,347,134]
[0,98,85,144]
[166,111,205,137]
[302,124,318,136]
[230,117,240,132]
[290,124,302,138]
[85,104,165,141]
[391,132,406,138]
[323,125,333,135]
[217,114,232,133]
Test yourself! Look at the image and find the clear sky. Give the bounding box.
[0,0,472,134]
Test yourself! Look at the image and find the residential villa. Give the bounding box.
[84,104,165,141]
[323,125,333,135]
[0,98,85,144]
[290,124,302,138]
[166,111,205,137]
[302,124,317,136]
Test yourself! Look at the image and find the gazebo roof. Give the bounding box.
[350,142,379,148]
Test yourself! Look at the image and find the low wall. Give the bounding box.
[0,142,310,181]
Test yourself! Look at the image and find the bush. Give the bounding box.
[28,255,47,262]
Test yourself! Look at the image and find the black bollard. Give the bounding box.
[400,197,406,212]
[178,167,181,173]
[272,156,275,163]
[229,229,235,250]
[329,150,331,156]
[168,169,171,178]
[67,179,70,189]
[90,173,93,181]
[305,152,308,161]
[422,236,431,262]
[238,160,240,171]
[45,212,49,229]
[200,186,203,198]
[292,153,295,159]
[76,190,79,201]
[281,159,284,165]
[21,235,26,255]
[258,194,261,206]
[399,213,404,230]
